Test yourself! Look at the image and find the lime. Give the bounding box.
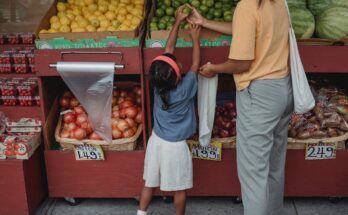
[162,16,171,22]
[223,11,232,17]
[221,0,230,3]
[183,4,192,15]
[173,1,181,8]
[201,0,207,6]
[169,16,176,24]
[164,0,172,6]
[160,4,167,10]
[191,0,200,8]
[180,0,188,3]
[165,7,175,16]
[156,8,165,17]
[150,25,158,31]
[199,5,208,13]
[206,13,214,20]
[208,8,215,14]
[206,0,214,7]
[215,2,222,9]
[158,22,167,30]
[152,17,159,23]
[213,10,222,18]
[150,22,158,30]
[183,23,190,29]
[224,14,232,21]
[166,24,174,30]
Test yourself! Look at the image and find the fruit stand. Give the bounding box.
[1,0,348,214]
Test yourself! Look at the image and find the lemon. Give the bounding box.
[107,26,117,31]
[39,29,48,33]
[50,16,59,24]
[118,24,128,31]
[57,2,67,12]
[66,9,74,15]
[84,0,94,4]
[105,11,116,20]
[66,13,75,21]
[126,14,133,20]
[78,19,89,28]
[110,0,119,5]
[60,17,71,25]
[86,25,97,32]
[70,21,79,29]
[97,27,106,32]
[118,3,126,7]
[57,12,67,19]
[51,22,62,30]
[73,27,85,32]
[118,7,127,15]
[134,0,143,5]
[120,0,131,4]
[131,16,141,26]
[131,8,142,16]
[94,11,102,16]
[90,18,100,27]
[75,15,84,21]
[108,4,116,11]
[116,14,125,22]
[78,1,86,7]
[100,19,111,28]
[48,28,58,33]
[123,19,131,27]
[88,4,98,12]
[98,4,108,13]
[134,4,143,11]
[68,0,75,4]
[72,8,82,16]
[60,25,71,32]
[126,5,134,13]
[111,20,120,27]
[97,15,107,21]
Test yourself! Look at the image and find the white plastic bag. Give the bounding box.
[198,75,218,147]
[285,1,315,114]
[57,62,114,143]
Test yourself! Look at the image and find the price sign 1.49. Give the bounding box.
[305,142,337,160]
[74,143,105,161]
[189,141,222,161]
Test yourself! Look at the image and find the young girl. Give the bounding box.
[137,6,201,215]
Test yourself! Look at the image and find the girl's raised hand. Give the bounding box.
[176,5,189,22]
[189,24,201,41]
[187,6,205,26]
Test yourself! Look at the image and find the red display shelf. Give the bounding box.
[35,47,142,76]
[45,150,145,198]
[0,148,47,215]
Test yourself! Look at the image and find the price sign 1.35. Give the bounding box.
[189,141,222,161]
[305,142,337,160]
[74,143,105,161]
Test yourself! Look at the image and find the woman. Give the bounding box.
[188,0,293,214]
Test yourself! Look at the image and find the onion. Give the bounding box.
[112,105,119,111]
[89,132,102,140]
[71,128,87,140]
[63,112,76,123]
[132,126,138,133]
[120,90,127,97]
[223,121,232,130]
[219,129,229,138]
[125,106,138,119]
[67,122,77,131]
[119,100,134,109]
[229,128,236,136]
[113,90,119,97]
[117,119,129,132]
[119,108,127,118]
[61,129,70,138]
[215,116,224,127]
[122,128,135,138]
[76,114,88,126]
[112,128,122,139]
[229,110,236,119]
[112,96,117,106]
[112,118,120,129]
[134,87,142,96]
[125,118,136,127]
[85,122,93,134]
[59,97,70,108]
[70,98,79,108]
[136,97,141,105]
[117,97,124,104]
[135,111,142,123]
[112,110,120,118]
[224,101,235,110]
[63,91,74,98]
[74,106,85,115]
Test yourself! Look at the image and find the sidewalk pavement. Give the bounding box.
[35,197,348,215]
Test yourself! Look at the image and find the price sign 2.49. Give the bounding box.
[74,143,105,161]
[305,142,337,160]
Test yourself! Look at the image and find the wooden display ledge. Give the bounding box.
[0,147,47,215]
[44,150,145,198]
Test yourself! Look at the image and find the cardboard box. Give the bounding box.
[145,0,232,48]
[35,0,146,49]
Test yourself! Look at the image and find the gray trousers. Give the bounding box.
[236,75,293,215]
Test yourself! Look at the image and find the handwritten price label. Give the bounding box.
[74,143,105,161]
[189,141,222,161]
[305,142,337,160]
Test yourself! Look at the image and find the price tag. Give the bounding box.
[305,142,337,160]
[74,143,105,161]
[189,141,222,161]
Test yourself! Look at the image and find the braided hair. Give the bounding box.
[150,53,178,110]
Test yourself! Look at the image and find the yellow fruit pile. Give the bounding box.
[40,0,144,33]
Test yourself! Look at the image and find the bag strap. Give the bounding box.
[283,0,293,28]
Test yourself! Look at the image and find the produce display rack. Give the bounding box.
[0,45,47,215]
[143,45,348,197]
[35,47,148,199]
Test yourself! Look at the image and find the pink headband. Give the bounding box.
[152,55,181,84]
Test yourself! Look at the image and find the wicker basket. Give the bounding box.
[187,136,236,149]
[55,115,142,151]
[287,132,348,149]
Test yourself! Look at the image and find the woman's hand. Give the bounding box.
[199,62,216,78]
[187,6,206,26]
[189,24,201,41]
[176,5,189,23]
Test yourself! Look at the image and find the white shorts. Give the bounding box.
[143,132,193,191]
